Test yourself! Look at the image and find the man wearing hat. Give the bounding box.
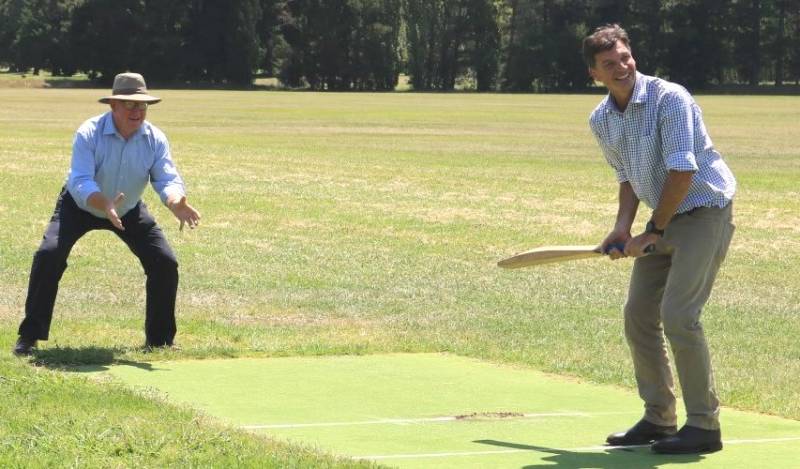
[13,72,200,355]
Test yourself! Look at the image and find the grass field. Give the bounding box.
[1,87,798,466]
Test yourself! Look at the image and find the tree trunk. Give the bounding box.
[775,0,786,86]
[750,0,761,87]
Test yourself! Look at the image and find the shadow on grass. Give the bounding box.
[474,439,703,469]
[30,346,155,372]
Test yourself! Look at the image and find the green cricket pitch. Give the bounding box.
[77,354,800,468]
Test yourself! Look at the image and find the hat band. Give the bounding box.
[112,87,147,95]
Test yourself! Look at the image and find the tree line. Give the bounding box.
[1,0,799,91]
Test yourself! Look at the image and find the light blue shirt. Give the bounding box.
[589,72,736,213]
[66,112,185,218]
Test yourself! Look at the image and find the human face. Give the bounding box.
[110,99,148,139]
[589,40,637,108]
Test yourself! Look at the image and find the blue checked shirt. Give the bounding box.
[589,73,736,213]
[66,112,186,218]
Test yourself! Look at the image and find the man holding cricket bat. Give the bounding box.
[583,24,736,454]
[13,72,200,356]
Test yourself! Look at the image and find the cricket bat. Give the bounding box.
[497,243,653,269]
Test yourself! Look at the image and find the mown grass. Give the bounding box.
[1,88,798,466]
[0,357,377,468]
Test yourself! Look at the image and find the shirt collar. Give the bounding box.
[101,111,150,139]
[604,72,647,114]
[629,72,648,105]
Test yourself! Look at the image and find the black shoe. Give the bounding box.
[606,419,678,446]
[651,425,722,454]
[13,337,38,356]
[144,341,174,351]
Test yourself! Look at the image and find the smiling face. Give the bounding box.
[109,99,148,139]
[589,40,637,110]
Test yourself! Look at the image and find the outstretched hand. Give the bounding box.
[168,196,201,231]
[105,192,125,231]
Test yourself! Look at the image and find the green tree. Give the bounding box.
[184,0,262,85]
[279,0,401,90]
[501,0,537,90]
[70,0,145,82]
[257,0,287,77]
[537,0,590,90]
[762,0,800,85]
[404,0,441,89]
[350,0,402,90]
[660,0,730,89]
[789,1,800,83]
[0,0,78,75]
[464,0,500,90]
[0,0,28,71]
[279,0,352,89]
[405,0,498,91]
[138,0,191,82]
[501,0,589,91]
[731,0,763,86]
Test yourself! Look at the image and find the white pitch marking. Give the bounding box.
[240,411,637,430]
[723,436,800,445]
[355,437,800,460]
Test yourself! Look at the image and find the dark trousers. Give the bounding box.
[18,188,179,346]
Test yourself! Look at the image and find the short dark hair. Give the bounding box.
[582,24,631,68]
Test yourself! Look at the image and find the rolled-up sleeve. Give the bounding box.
[149,132,185,204]
[660,91,699,173]
[66,124,101,207]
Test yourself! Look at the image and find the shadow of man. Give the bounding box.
[474,439,703,469]
[29,346,154,372]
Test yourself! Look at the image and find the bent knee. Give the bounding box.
[33,244,69,266]
[143,253,179,275]
[660,307,702,336]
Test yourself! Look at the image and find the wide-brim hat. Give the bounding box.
[99,72,161,104]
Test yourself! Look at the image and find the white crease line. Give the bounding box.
[355,437,800,460]
[724,436,800,445]
[240,411,637,430]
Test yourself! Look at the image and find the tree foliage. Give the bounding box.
[278,0,401,90]
[1,0,799,89]
[404,0,499,90]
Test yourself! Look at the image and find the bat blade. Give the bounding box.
[497,245,603,269]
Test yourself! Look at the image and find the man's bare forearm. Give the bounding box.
[615,182,640,232]
[651,171,694,230]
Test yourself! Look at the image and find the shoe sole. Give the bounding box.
[607,433,677,446]
[607,439,656,446]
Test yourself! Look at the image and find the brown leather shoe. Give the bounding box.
[606,418,678,446]
[651,425,722,454]
[13,337,38,356]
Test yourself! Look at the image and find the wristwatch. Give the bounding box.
[645,220,665,237]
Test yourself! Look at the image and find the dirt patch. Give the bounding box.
[454,411,525,420]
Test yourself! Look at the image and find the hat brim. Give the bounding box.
[99,94,161,104]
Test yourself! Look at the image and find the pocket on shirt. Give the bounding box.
[640,121,656,138]
[635,133,659,156]
[134,145,156,174]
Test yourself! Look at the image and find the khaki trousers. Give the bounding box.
[625,203,734,430]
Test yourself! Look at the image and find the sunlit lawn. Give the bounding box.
[1,87,798,465]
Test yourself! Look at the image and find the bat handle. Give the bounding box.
[603,243,656,255]
[603,242,626,254]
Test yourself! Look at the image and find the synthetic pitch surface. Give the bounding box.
[78,354,800,468]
